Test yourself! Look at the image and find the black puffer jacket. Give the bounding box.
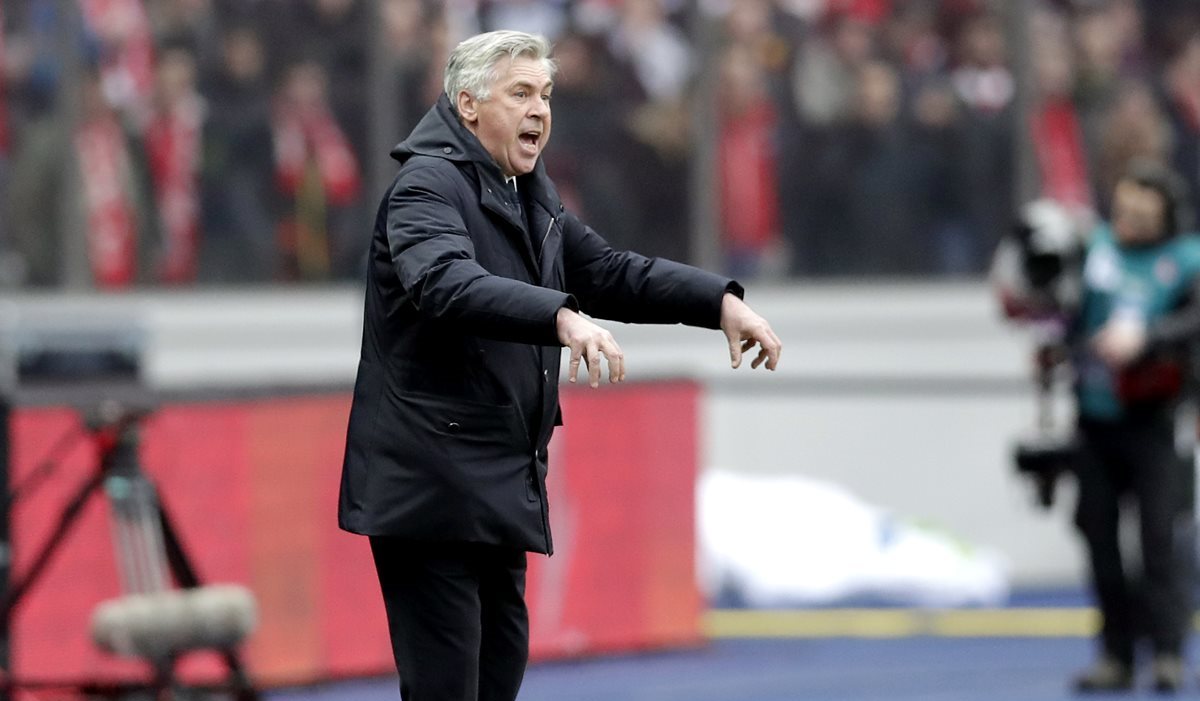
[338,94,739,554]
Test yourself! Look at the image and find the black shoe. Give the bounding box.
[1074,656,1134,693]
[1152,654,1183,693]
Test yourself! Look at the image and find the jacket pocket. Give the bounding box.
[394,390,517,442]
[381,389,530,498]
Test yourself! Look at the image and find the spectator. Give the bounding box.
[143,45,205,284]
[1094,81,1173,216]
[1073,0,1147,204]
[610,0,693,261]
[841,59,927,275]
[1159,30,1200,213]
[716,43,783,279]
[144,0,222,72]
[950,11,1012,114]
[608,0,691,105]
[263,0,370,167]
[271,60,362,282]
[540,31,641,254]
[793,58,925,276]
[74,67,146,288]
[1074,2,1134,109]
[5,0,1200,287]
[78,0,157,125]
[1030,10,1092,213]
[266,0,370,278]
[199,25,277,282]
[6,0,71,287]
[384,0,450,138]
[792,9,877,127]
[880,0,948,83]
[1068,161,1198,694]
[909,78,973,274]
[952,12,1014,262]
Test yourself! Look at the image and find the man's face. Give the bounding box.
[1112,180,1168,245]
[458,55,553,178]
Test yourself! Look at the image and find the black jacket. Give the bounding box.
[337,94,739,554]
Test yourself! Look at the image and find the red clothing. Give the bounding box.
[1033,97,1093,211]
[145,98,204,284]
[825,0,891,24]
[273,104,362,206]
[718,100,780,253]
[76,117,139,288]
[272,102,362,279]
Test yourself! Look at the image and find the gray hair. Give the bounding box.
[443,30,556,102]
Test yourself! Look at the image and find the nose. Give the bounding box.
[529,94,550,118]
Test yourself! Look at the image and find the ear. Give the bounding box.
[456,90,478,125]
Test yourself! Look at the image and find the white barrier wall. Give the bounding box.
[1,282,1085,586]
[610,283,1083,588]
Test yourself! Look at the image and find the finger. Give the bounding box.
[587,343,602,388]
[754,327,781,371]
[741,338,755,353]
[751,344,768,369]
[569,345,582,383]
[765,335,782,371]
[605,343,623,384]
[614,342,627,382]
[728,336,742,369]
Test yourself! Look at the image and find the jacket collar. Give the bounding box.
[391,94,563,217]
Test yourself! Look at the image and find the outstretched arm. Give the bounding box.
[562,214,733,329]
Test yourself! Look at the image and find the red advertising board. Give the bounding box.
[5,381,702,690]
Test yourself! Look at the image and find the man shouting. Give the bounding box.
[338,29,782,701]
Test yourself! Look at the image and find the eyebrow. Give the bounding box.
[509,79,554,93]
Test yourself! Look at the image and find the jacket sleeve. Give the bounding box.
[561,213,742,329]
[387,161,576,345]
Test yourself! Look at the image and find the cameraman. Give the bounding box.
[1070,161,1200,693]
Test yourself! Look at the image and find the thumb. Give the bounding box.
[728,334,742,369]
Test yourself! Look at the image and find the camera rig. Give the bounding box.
[0,319,258,700]
[992,199,1088,509]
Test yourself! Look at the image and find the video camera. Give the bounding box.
[992,199,1088,326]
[992,200,1090,509]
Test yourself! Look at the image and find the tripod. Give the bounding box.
[0,402,258,700]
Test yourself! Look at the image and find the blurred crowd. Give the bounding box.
[0,0,1198,288]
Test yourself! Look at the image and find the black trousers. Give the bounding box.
[1073,412,1195,664]
[370,537,530,701]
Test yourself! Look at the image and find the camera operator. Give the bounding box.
[1068,161,1200,693]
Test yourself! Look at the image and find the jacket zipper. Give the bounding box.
[542,216,555,252]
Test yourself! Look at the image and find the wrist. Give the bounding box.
[720,292,740,327]
[556,305,576,344]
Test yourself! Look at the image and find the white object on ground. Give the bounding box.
[698,470,1010,608]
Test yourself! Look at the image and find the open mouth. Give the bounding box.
[519,131,540,151]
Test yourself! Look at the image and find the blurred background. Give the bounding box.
[2,0,1200,698]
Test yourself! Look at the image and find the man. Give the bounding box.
[337,30,781,701]
[1071,161,1200,693]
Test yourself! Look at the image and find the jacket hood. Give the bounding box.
[390,93,562,214]
[390,93,484,167]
